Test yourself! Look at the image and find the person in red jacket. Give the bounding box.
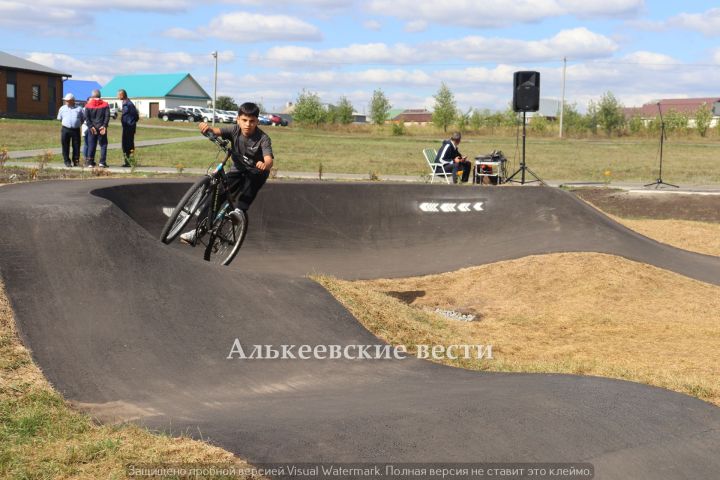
[84,89,110,168]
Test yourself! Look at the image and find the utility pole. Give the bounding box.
[212,51,218,127]
[559,56,566,138]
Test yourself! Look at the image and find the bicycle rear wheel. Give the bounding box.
[160,176,211,244]
[203,209,248,266]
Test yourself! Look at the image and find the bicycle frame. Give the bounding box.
[188,158,230,242]
[205,153,237,232]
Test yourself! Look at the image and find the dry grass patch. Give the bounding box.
[612,217,720,257]
[315,252,720,406]
[0,280,260,479]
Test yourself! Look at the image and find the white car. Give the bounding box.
[178,106,219,123]
[217,110,236,123]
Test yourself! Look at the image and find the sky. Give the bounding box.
[1,0,719,114]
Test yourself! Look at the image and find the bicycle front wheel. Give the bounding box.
[160,176,211,244]
[203,209,248,266]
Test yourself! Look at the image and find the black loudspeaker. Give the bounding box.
[513,71,540,112]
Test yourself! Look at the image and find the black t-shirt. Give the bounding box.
[219,125,273,172]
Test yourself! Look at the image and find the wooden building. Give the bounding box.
[0,51,71,119]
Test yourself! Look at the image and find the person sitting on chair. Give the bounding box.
[435,131,471,183]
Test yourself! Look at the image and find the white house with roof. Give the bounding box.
[101,73,211,119]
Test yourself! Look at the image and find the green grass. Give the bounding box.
[3,119,720,183]
[124,126,720,183]
[0,118,195,150]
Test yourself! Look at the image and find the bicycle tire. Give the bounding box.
[203,209,248,266]
[160,176,211,244]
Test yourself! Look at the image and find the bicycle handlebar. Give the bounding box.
[203,130,260,173]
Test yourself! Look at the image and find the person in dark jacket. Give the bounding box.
[118,89,139,167]
[84,89,110,168]
[435,131,471,183]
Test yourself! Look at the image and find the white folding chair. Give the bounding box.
[423,148,451,184]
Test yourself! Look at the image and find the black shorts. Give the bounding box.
[222,168,269,211]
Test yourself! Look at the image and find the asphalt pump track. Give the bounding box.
[1,180,719,479]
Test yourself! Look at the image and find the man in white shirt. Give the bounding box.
[56,93,85,167]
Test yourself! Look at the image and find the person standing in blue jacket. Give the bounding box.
[118,89,139,167]
[84,89,110,168]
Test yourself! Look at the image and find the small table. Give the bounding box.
[473,157,503,185]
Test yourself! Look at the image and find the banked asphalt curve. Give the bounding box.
[0,179,719,479]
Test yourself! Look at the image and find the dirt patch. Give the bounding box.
[572,188,720,256]
[612,218,720,257]
[572,188,720,223]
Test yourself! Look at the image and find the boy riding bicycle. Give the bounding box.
[181,102,274,244]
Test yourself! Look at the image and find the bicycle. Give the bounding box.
[159,130,258,266]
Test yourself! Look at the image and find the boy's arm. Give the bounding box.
[198,122,222,136]
[256,135,274,171]
[257,154,273,171]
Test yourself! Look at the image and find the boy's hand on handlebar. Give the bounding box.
[199,122,210,134]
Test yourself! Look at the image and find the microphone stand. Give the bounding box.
[645,102,678,189]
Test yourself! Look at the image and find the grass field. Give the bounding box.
[72,127,720,183]
[2,119,719,182]
[0,118,195,150]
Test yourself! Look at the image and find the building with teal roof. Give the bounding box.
[101,73,210,119]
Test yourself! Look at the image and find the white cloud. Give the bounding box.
[366,0,643,29]
[24,49,234,87]
[250,28,616,68]
[556,0,644,18]
[0,2,91,31]
[667,8,720,37]
[200,12,322,42]
[621,51,677,68]
[252,43,421,67]
[713,49,720,64]
[162,27,201,41]
[404,20,428,33]
[433,28,617,62]
[363,20,382,31]
[367,0,562,29]
[221,0,351,6]
[2,0,191,15]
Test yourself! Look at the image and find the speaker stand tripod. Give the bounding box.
[645,103,678,189]
[506,111,544,185]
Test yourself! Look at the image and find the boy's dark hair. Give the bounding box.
[238,102,260,118]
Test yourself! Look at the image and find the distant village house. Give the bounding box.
[101,73,211,119]
[0,50,70,119]
[391,109,433,125]
[62,79,102,106]
[624,98,720,128]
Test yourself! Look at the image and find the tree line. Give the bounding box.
[219,86,718,138]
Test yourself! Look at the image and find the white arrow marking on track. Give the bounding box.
[418,201,485,213]
[440,203,457,212]
[419,202,439,212]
